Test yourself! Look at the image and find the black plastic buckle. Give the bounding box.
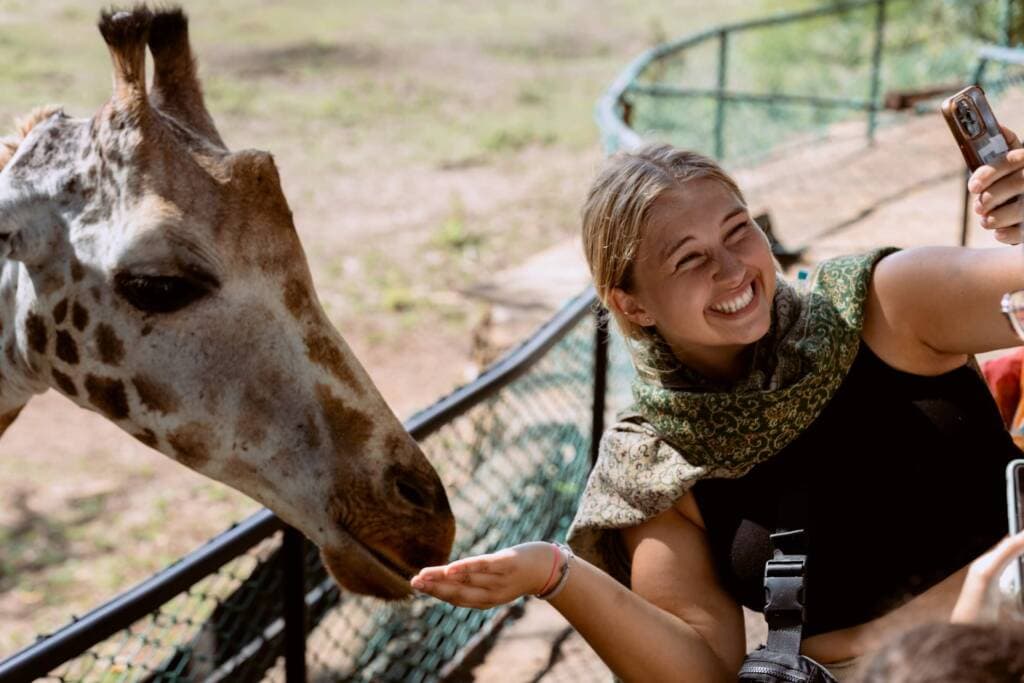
[764,556,806,622]
[764,530,807,623]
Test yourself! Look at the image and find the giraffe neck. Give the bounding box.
[0,259,48,437]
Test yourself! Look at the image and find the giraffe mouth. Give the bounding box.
[357,540,416,581]
[320,531,419,600]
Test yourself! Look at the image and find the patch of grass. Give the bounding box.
[433,194,484,253]
[479,125,556,154]
[381,284,416,312]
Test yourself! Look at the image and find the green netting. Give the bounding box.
[31,307,636,683]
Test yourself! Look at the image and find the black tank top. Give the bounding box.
[691,342,1018,637]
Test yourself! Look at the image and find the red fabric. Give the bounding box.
[982,348,1024,428]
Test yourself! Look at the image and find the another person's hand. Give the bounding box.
[950,529,1024,623]
[410,541,562,609]
[970,125,1024,245]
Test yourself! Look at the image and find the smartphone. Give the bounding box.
[941,85,1011,170]
[1006,459,1024,607]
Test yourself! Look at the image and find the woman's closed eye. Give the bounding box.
[675,252,707,272]
[725,221,751,242]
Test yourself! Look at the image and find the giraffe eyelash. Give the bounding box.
[113,270,218,314]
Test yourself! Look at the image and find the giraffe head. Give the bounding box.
[0,6,454,599]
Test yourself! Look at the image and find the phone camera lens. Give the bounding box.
[956,99,982,137]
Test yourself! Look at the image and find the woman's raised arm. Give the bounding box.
[861,126,1024,373]
[411,502,744,682]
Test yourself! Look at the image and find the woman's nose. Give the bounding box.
[713,248,745,284]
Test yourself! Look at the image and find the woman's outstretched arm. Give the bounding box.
[861,126,1024,374]
[411,503,744,682]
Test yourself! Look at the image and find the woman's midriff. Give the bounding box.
[675,492,973,665]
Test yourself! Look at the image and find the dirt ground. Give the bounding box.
[0,0,784,658]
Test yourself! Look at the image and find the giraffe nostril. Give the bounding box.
[395,477,431,511]
[387,462,452,517]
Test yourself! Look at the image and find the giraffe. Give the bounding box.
[0,6,454,600]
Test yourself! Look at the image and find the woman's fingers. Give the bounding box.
[413,578,506,609]
[444,553,511,576]
[978,529,1024,581]
[975,171,1024,214]
[410,542,558,607]
[952,530,1024,623]
[978,197,1020,228]
[994,227,1021,245]
[1000,124,1021,150]
[969,148,1024,195]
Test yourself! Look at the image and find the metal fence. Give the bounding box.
[0,290,635,682]
[8,2,1024,682]
[597,0,1020,159]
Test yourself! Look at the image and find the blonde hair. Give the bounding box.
[581,143,746,341]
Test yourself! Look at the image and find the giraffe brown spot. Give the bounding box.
[72,302,89,330]
[283,279,315,320]
[220,456,259,483]
[132,374,180,415]
[140,323,153,337]
[305,332,359,389]
[84,374,130,420]
[55,330,79,365]
[167,422,213,470]
[52,368,78,396]
[53,298,68,324]
[95,323,124,366]
[0,407,22,435]
[90,286,102,303]
[70,258,84,282]
[316,383,374,454]
[133,428,158,449]
[25,313,47,354]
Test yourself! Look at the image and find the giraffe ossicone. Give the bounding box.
[0,5,455,599]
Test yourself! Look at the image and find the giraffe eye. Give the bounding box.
[114,272,217,314]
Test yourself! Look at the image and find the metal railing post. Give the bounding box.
[591,307,609,467]
[714,29,729,159]
[1002,0,1014,47]
[282,526,308,683]
[867,0,887,143]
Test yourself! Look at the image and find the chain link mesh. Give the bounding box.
[25,306,636,683]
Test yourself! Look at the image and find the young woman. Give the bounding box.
[411,132,1024,681]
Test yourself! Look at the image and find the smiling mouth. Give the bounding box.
[708,278,758,316]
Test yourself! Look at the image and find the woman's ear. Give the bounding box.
[609,286,655,328]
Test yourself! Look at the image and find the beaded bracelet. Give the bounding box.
[535,542,574,601]
[535,542,563,596]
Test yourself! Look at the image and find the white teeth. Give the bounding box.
[710,283,754,314]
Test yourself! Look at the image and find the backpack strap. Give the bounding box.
[763,475,810,656]
[764,529,807,655]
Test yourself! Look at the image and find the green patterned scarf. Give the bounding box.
[567,247,897,582]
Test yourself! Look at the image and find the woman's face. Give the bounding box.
[613,178,777,379]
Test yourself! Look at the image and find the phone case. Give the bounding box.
[941,85,1009,171]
